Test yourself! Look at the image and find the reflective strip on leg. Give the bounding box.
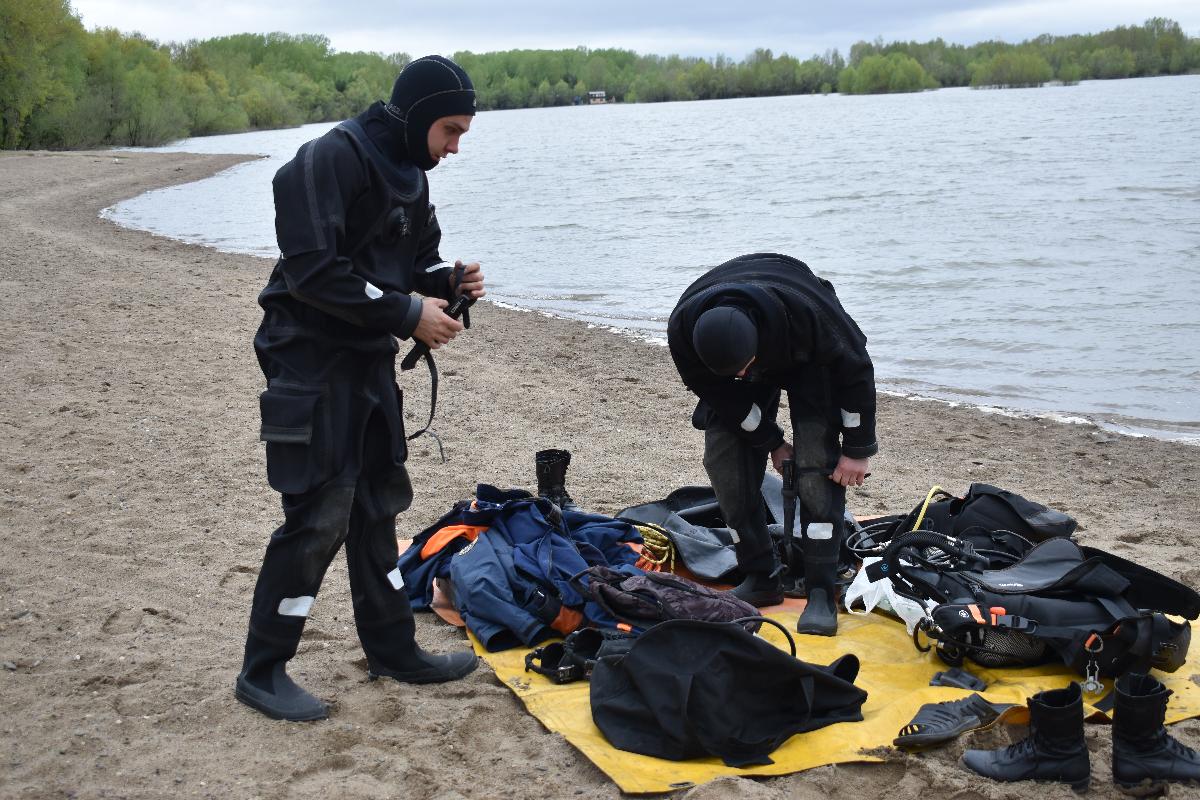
[277,596,315,617]
[386,567,405,591]
[805,522,834,540]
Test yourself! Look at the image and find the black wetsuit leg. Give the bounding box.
[702,391,782,574]
[786,367,846,542]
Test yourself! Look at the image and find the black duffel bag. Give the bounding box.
[590,617,868,767]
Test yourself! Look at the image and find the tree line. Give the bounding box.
[2,0,1197,150]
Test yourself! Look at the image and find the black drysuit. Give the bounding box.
[667,253,878,574]
[248,102,456,662]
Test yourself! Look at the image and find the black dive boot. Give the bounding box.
[962,682,1090,793]
[235,626,328,721]
[796,535,840,636]
[1112,672,1200,794]
[358,614,478,685]
[535,449,580,512]
[730,566,784,607]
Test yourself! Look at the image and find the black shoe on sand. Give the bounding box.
[367,649,479,685]
[894,693,1012,749]
[235,664,328,721]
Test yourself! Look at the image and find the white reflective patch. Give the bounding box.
[806,522,834,540]
[728,529,740,544]
[387,567,405,591]
[841,409,861,428]
[278,596,315,617]
[364,281,383,300]
[740,403,762,432]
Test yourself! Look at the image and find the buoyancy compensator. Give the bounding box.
[848,483,1077,567]
[866,531,1197,685]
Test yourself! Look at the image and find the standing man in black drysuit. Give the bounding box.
[235,55,485,721]
[667,253,877,636]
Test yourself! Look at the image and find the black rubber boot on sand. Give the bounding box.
[367,650,478,684]
[359,614,478,685]
[235,630,327,721]
[962,682,1090,793]
[536,448,580,512]
[1113,672,1200,795]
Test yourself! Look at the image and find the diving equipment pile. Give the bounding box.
[857,483,1198,681]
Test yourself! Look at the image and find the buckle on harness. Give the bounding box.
[987,610,1036,633]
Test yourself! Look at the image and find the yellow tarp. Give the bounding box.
[472,611,1200,794]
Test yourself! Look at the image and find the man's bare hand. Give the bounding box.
[830,456,870,487]
[452,259,486,300]
[413,297,464,349]
[770,442,795,475]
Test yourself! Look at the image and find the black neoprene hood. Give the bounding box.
[692,306,758,376]
[387,55,476,170]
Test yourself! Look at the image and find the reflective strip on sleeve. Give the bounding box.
[387,567,405,591]
[740,403,762,432]
[364,281,384,300]
[806,522,834,540]
[841,409,861,428]
[278,596,315,617]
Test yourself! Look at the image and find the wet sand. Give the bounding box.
[1,149,1198,799]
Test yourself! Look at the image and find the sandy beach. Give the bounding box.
[2,149,1198,799]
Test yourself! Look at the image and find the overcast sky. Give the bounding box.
[70,0,1200,60]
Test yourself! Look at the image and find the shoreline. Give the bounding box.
[490,301,1200,447]
[3,149,1199,799]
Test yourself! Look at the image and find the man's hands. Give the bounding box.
[771,441,870,488]
[830,455,870,487]
[413,298,464,350]
[451,259,485,300]
[413,259,485,350]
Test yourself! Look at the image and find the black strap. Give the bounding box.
[403,348,444,461]
[400,264,475,462]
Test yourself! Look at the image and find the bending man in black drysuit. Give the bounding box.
[667,253,877,636]
[236,55,486,721]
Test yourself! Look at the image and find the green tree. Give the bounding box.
[839,52,935,94]
[0,0,87,147]
[970,50,1054,88]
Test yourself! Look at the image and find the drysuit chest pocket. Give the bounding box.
[259,385,329,495]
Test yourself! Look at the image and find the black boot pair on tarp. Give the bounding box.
[961,675,1200,794]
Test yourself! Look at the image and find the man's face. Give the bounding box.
[427,115,472,164]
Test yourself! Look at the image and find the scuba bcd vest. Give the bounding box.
[859,484,1197,683]
[867,531,1196,681]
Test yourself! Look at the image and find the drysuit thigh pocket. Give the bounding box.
[356,383,412,519]
[259,382,330,495]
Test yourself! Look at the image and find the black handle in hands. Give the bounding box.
[401,293,475,371]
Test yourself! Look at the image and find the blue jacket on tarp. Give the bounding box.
[397,485,643,651]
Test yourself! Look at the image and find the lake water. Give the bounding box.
[108,76,1200,443]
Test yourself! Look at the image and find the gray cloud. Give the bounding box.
[72,0,1200,59]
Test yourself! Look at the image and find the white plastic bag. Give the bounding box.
[843,557,930,634]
